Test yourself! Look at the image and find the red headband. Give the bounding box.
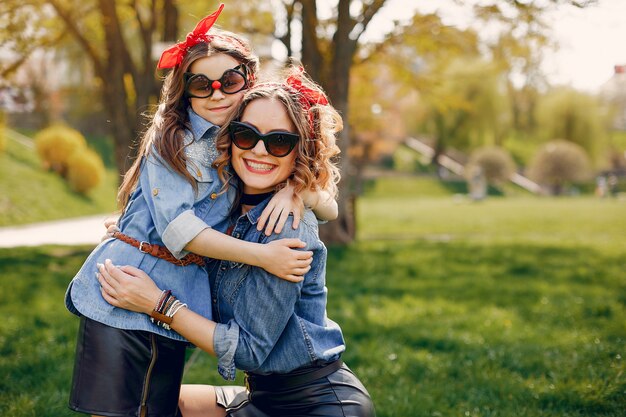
[157,4,225,69]
[285,67,329,109]
[285,67,329,138]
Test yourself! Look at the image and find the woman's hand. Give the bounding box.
[97,259,162,314]
[257,185,304,236]
[258,239,313,282]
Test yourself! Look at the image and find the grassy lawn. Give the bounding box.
[0,135,118,226]
[1,182,625,416]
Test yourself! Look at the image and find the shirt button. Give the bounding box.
[212,298,217,304]
[210,193,217,199]
[152,188,159,196]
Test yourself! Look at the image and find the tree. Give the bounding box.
[466,146,516,186]
[422,57,511,170]
[1,0,182,175]
[535,88,607,163]
[273,0,391,243]
[528,139,591,195]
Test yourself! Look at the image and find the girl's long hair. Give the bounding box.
[117,29,259,209]
[214,68,342,206]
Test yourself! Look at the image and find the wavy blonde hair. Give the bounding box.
[214,67,342,202]
[117,29,259,209]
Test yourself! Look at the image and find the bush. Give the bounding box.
[466,146,516,185]
[35,124,87,176]
[66,148,105,194]
[527,139,592,195]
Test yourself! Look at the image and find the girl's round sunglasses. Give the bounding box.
[228,121,299,157]
[184,64,249,98]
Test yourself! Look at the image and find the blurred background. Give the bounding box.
[0,0,624,416]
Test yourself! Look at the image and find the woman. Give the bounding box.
[97,69,376,417]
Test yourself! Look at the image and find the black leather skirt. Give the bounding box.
[215,361,376,417]
[69,316,187,417]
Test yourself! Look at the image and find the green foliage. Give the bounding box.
[528,140,592,195]
[502,134,541,166]
[35,124,87,176]
[535,89,607,161]
[0,134,117,226]
[66,147,106,194]
[423,58,512,152]
[2,195,625,417]
[467,146,516,185]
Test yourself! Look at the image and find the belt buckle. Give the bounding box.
[139,241,150,253]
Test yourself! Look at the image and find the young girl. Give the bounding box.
[97,68,375,417]
[65,5,336,417]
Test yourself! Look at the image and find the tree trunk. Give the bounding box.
[299,0,321,82]
[318,0,358,244]
[99,0,138,175]
[163,0,179,42]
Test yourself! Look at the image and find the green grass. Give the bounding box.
[358,194,626,253]
[0,135,118,226]
[1,186,625,416]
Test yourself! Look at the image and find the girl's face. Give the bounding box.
[188,53,247,127]
[231,98,298,194]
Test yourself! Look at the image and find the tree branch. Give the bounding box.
[353,0,387,41]
[277,0,295,56]
[47,0,105,78]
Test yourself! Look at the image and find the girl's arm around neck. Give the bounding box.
[303,188,338,221]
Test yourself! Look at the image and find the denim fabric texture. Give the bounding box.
[211,198,345,380]
[65,108,234,341]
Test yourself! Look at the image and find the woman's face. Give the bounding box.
[231,98,298,194]
[188,53,246,127]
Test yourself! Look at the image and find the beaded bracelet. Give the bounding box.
[149,291,187,330]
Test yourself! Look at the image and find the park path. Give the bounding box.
[0,214,110,248]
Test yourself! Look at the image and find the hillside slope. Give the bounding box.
[0,135,118,227]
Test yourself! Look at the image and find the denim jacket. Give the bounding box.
[65,108,234,341]
[211,198,345,380]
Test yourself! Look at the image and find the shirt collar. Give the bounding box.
[188,107,218,140]
[242,197,272,225]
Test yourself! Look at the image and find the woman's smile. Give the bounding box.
[243,158,277,173]
[231,98,298,194]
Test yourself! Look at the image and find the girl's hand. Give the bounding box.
[257,185,304,236]
[101,216,120,242]
[260,239,313,282]
[97,259,162,314]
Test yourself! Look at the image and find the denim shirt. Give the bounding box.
[211,198,345,380]
[65,108,234,341]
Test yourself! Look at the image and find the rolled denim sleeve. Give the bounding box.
[214,320,240,380]
[140,151,209,258]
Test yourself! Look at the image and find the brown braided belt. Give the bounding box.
[112,231,205,267]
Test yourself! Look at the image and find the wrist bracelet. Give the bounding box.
[149,290,187,330]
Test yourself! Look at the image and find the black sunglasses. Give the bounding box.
[184,65,249,98]
[228,121,299,157]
